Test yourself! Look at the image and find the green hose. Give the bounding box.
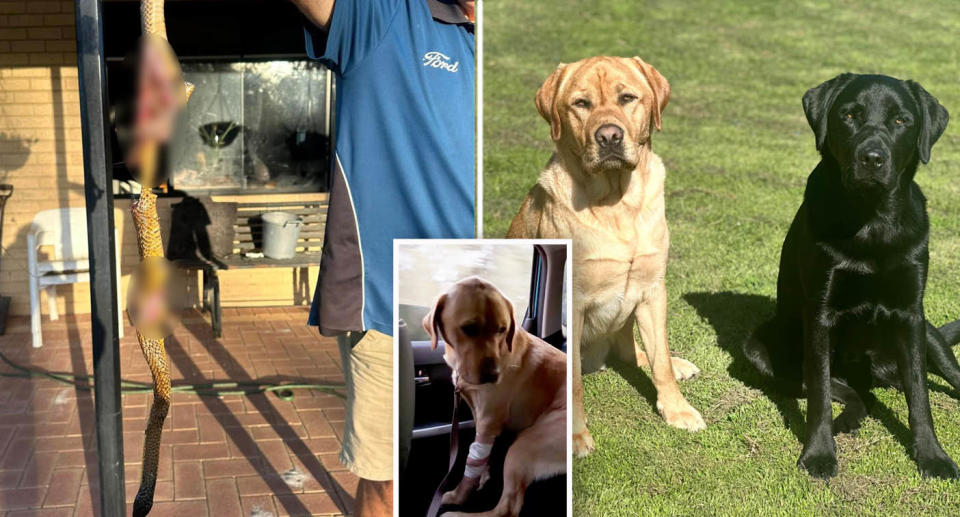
[0,349,344,402]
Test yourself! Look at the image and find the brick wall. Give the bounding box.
[0,0,319,318]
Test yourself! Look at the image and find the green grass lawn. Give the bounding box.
[483,1,960,515]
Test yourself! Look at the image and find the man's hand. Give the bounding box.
[291,0,336,31]
[458,0,475,22]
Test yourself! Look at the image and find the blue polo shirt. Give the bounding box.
[305,0,475,336]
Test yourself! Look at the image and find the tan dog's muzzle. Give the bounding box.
[584,109,632,170]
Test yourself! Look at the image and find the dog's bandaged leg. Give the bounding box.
[441,437,495,505]
[464,441,493,480]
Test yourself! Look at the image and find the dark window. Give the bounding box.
[103,0,333,196]
[171,61,331,194]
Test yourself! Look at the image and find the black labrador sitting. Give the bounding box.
[744,73,960,480]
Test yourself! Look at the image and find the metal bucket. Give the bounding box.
[261,211,302,259]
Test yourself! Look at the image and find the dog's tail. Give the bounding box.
[939,320,960,347]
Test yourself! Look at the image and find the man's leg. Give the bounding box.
[337,330,394,516]
[357,477,393,516]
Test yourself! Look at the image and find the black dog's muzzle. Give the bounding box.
[843,131,897,191]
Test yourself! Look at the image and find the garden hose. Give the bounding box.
[0,348,343,402]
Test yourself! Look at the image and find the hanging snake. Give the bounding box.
[130,1,192,515]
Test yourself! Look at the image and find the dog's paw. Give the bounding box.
[657,399,706,432]
[832,410,865,435]
[441,485,470,506]
[917,452,960,480]
[671,357,700,381]
[573,430,595,458]
[798,450,837,479]
[440,489,458,506]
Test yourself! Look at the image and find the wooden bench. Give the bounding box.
[172,193,328,336]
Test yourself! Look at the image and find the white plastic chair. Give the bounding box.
[27,208,124,347]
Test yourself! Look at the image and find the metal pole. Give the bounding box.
[74,1,126,515]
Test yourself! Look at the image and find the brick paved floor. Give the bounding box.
[0,307,357,516]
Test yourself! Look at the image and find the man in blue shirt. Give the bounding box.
[291,1,475,515]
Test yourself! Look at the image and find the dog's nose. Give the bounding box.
[858,148,885,171]
[594,124,624,148]
[478,370,499,384]
[478,358,500,384]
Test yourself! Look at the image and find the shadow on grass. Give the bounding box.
[929,381,960,400]
[683,291,925,462]
[606,358,659,415]
[683,291,804,441]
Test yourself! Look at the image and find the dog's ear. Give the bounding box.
[536,63,569,141]
[503,295,517,352]
[632,57,670,131]
[422,293,447,350]
[802,73,856,152]
[906,80,949,164]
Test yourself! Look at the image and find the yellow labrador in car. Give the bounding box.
[423,276,565,517]
[507,56,705,457]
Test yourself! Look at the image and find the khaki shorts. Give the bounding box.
[337,329,393,481]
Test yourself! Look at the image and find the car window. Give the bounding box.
[399,304,432,342]
[397,242,535,341]
[561,261,567,338]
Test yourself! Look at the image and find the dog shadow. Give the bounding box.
[682,292,805,442]
[683,291,916,458]
[607,358,660,414]
[929,382,960,400]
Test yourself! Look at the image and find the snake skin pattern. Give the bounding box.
[140,0,166,39]
[130,187,170,517]
[131,1,191,515]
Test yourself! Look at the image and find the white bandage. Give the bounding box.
[463,441,493,479]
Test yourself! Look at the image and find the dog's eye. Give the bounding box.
[461,324,479,337]
[573,99,591,109]
[619,93,638,105]
[498,326,507,334]
[845,112,854,120]
[895,117,905,126]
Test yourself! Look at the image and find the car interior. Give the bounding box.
[398,244,568,516]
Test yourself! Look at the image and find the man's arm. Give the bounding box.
[291,0,335,31]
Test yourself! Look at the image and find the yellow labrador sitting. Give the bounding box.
[423,277,565,517]
[507,56,705,457]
